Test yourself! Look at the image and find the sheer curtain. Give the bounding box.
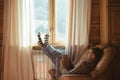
[3,0,34,80]
[65,0,92,66]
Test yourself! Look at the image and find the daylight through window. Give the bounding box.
[32,0,69,46]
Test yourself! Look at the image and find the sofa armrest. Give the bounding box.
[90,46,115,78]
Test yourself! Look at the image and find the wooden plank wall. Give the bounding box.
[0,0,3,79]
[89,0,100,45]
[108,0,120,80]
[108,0,120,45]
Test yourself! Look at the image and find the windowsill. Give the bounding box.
[32,45,65,50]
[32,44,97,50]
[32,46,41,50]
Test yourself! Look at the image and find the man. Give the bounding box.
[60,47,103,74]
[38,33,103,80]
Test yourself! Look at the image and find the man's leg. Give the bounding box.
[38,33,62,80]
[38,33,62,64]
[42,45,62,64]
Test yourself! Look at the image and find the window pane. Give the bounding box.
[55,0,69,42]
[33,0,48,40]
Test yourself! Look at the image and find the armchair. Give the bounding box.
[58,44,115,80]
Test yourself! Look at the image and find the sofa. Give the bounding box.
[58,44,115,80]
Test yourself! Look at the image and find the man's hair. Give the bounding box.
[92,47,104,61]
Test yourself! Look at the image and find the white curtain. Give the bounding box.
[65,0,92,66]
[3,0,34,80]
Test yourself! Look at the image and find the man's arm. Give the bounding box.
[60,61,96,74]
[60,61,88,74]
[68,61,88,74]
[60,55,74,74]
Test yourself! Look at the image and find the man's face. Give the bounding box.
[87,49,96,60]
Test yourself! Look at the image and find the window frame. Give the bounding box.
[48,0,69,46]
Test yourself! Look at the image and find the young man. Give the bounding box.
[60,47,103,74]
[38,34,103,80]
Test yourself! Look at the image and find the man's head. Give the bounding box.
[88,47,103,61]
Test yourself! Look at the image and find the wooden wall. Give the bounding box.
[108,0,120,80]
[0,0,3,79]
[108,0,120,45]
[89,0,100,45]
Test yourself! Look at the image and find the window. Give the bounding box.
[32,0,69,46]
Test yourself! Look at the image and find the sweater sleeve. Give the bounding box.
[68,61,89,74]
[66,61,97,74]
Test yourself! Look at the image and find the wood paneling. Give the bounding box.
[108,0,120,46]
[112,46,120,80]
[0,0,3,79]
[109,0,120,6]
[108,0,120,80]
[0,0,3,34]
[0,0,3,35]
[0,33,2,46]
[92,0,99,5]
[109,7,120,45]
[89,0,100,44]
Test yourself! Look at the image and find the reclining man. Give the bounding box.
[38,33,104,80]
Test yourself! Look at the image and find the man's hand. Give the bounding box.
[60,55,69,67]
[60,55,73,70]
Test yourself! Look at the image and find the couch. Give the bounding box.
[58,44,115,80]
